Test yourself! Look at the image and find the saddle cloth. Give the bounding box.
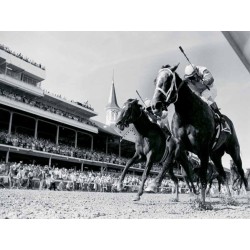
[212,114,231,150]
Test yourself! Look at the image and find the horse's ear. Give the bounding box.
[171,63,180,72]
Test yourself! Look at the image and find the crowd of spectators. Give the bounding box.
[0,87,96,127]
[0,44,45,70]
[0,161,189,193]
[43,90,94,111]
[0,130,149,169]
[0,130,176,172]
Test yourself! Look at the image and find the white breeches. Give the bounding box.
[200,84,217,106]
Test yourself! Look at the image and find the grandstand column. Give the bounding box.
[56,125,59,145]
[34,119,38,139]
[75,131,78,148]
[118,140,121,157]
[5,149,10,163]
[49,156,52,167]
[8,111,13,135]
[105,136,108,154]
[81,162,84,172]
[90,135,93,151]
[5,63,8,75]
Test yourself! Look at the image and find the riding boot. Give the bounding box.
[210,102,224,122]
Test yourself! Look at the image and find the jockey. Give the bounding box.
[184,64,224,121]
[144,98,158,123]
[144,98,171,138]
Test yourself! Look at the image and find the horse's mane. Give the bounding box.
[126,98,143,109]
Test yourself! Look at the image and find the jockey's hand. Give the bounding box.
[163,103,168,111]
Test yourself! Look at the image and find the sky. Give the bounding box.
[1,31,250,170]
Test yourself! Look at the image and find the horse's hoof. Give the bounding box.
[117,184,123,192]
[145,184,158,193]
[191,199,213,210]
[199,203,213,210]
[133,196,140,201]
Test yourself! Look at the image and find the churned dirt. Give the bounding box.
[0,189,250,219]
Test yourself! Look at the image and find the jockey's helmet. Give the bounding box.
[184,64,197,79]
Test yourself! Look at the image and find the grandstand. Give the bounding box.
[0,45,164,178]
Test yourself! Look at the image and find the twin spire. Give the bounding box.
[106,70,120,109]
[105,70,120,126]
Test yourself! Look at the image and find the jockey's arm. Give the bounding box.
[145,109,158,123]
[201,69,214,87]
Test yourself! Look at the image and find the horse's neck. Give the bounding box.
[133,112,153,136]
[175,80,201,115]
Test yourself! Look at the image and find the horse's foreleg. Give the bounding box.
[198,152,210,205]
[168,165,179,201]
[178,152,197,195]
[133,152,154,201]
[117,154,143,192]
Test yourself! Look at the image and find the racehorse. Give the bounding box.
[116,98,197,201]
[151,64,248,206]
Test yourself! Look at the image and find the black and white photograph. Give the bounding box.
[2,1,250,249]
[1,30,250,219]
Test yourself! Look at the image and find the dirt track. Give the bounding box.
[0,189,250,219]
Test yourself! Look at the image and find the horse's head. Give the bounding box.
[116,99,142,131]
[151,64,180,117]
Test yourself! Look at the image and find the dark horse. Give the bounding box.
[116,98,196,201]
[151,64,248,206]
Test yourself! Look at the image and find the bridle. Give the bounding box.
[155,68,185,107]
[118,102,143,126]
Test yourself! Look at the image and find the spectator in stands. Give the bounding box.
[39,167,46,190]
[57,180,64,191]
[8,163,15,188]
[66,181,72,191]
[49,172,57,191]
[26,169,34,189]
[16,166,23,189]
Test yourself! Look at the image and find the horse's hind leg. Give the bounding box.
[227,145,248,191]
[210,150,231,197]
